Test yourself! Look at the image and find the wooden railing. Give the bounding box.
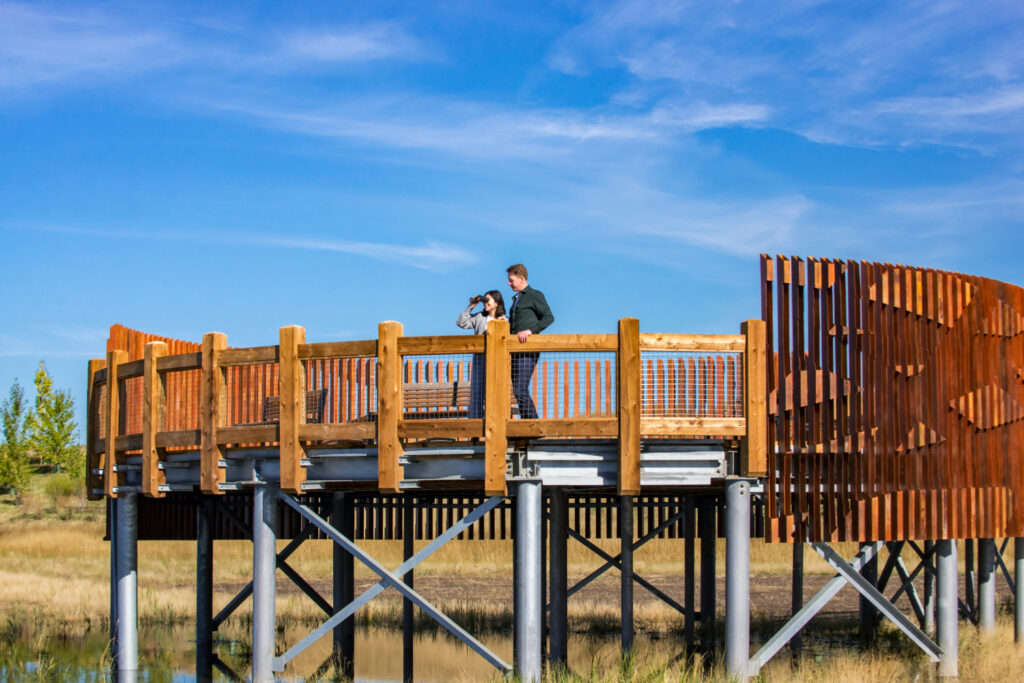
[88,318,767,499]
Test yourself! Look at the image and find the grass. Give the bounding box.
[2,478,1023,681]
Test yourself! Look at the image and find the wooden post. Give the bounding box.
[742,319,768,476]
[377,321,404,493]
[86,358,105,501]
[485,319,510,495]
[142,341,168,498]
[200,332,227,494]
[104,350,127,499]
[280,325,306,494]
[618,317,641,495]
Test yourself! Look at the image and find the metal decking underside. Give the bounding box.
[108,439,729,495]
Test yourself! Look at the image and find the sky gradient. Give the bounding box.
[2,1,1024,433]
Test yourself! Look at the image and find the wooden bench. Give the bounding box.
[239,389,327,426]
[403,381,472,419]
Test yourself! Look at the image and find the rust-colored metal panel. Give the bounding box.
[762,255,1024,542]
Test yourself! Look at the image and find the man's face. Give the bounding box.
[507,273,527,292]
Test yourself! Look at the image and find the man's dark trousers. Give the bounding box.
[512,352,540,419]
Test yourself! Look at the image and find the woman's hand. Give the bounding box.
[517,330,532,343]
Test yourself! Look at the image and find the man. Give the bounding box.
[506,263,554,420]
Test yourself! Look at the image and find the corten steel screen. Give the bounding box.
[762,255,1024,543]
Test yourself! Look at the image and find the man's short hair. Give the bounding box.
[506,263,528,279]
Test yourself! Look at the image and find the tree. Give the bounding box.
[27,361,81,477]
[0,380,32,500]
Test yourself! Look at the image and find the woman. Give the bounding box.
[456,290,506,418]
[456,290,506,334]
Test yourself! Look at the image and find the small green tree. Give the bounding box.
[0,379,32,500]
[27,361,81,477]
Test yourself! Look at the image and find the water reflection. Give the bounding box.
[1,622,691,682]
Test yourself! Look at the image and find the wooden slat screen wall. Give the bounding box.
[762,254,1024,542]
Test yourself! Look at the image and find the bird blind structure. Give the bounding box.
[89,256,1024,682]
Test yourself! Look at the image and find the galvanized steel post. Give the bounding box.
[333,492,355,677]
[620,494,634,653]
[548,488,568,666]
[403,495,415,683]
[699,496,717,644]
[514,481,543,683]
[1016,539,1024,644]
[252,485,278,683]
[115,493,138,675]
[936,539,959,678]
[978,538,995,634]
[724,479,750,680]
[196,497,214,682]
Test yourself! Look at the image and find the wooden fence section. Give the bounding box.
[91,319,766,499]
[762,255,1024,543]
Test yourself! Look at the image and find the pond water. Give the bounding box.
[1,623,693,682]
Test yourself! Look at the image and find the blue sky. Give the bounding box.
[2,1,1023,434]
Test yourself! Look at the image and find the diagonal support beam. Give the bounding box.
[279,558,332,615]
[566,527,687,615]
[275,493,510,673]
[563,508,687,603]
[892,555,926,625]
[996,538,1016,595]
[811,543,940,662]
[903,542,977,625]
[750,542,882,672]
[212,523,316,629]
[749,543,942,674]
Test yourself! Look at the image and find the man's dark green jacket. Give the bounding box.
[509,285,554,335]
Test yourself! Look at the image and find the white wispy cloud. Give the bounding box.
[275,23,429,65]
[548,0,1024,150]
[0,2,181,89]
[3,223,476,271]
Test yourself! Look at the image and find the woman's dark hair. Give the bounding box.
[486,290,506,319]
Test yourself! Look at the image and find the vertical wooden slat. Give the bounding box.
[377,321,404,493]
[86,358,105,500]
[280,325,306,494]
[104,350,127,498]
[142,341,168,498]
[200,332,227,495]
[618,317,641,495]
[742,319,767,476]
[485,319,510,496]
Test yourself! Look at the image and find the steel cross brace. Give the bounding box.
[559,507,689,615]
[903,541,977,625]
[749,542,941,674]
[877,542,926,625]
[212,522,319,629]
[274,492,511,674]
[997,538,1016,595]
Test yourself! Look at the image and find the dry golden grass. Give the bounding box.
[3,480,1024,681]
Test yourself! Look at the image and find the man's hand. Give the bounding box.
[517,330,532,343]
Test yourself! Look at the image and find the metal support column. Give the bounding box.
[724,480,751,681]
[108,497,118,667]
[252,485,278,683]
[115,493,139,676]
[936,539,959,678]
[699,496,717,644]
[548,488,568,666]
[924,540,936,635]
[684,496,696,647]
[196,497,214,682]
[620,495,634,653]
[403,495,415,683]
[333,492,355,678]
[515,481,543,683]
[1017,539,1024,644]
[791,540,804,654]
[978,538,996,634]
[859,543,879,641]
